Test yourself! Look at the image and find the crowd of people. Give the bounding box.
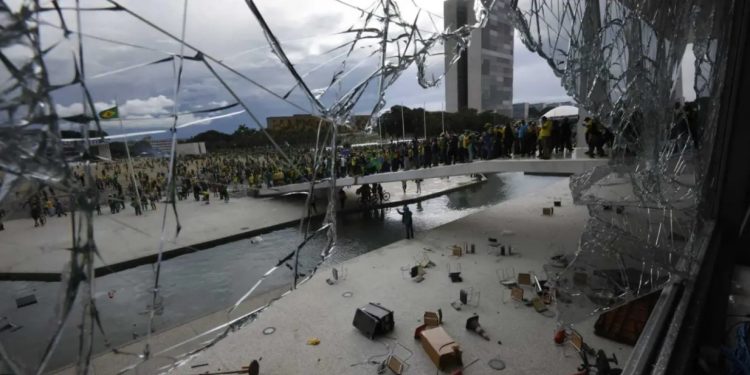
[4,116,611,229]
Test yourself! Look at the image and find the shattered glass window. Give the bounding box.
[0,1,496,373]
[0,0,737,372]
[508,0,732,324]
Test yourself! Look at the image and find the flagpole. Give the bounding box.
[441,102,445,134]
[423,102,427,140]
[116,98,142,211]
[400,105,405,141]
[377,115,382,144]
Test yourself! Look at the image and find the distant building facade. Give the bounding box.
[444,0,514,116]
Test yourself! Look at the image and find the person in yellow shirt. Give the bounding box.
[539,116,553,159]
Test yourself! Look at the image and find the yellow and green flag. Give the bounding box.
[98,106,119,120]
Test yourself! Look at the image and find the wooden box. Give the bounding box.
[419,327,462,370]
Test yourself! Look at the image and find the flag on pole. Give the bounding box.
[98,106,119,120]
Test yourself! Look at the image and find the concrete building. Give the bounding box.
[176,142,207,156]
[444,0,514,116]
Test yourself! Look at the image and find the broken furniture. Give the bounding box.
[451,245,463,257]
[447,263,463,282]
[496,267,517,287]
[465,315,490,341]
[386,355,405,374]
[423,310,442,327]
[410,265,426,282]
[569,330,622,375]
[510,287,524,302]
[418,326,463,370]
[554,200,562,207]
[189,360,259,375]
[517,273,532,286]
[326,266,347,285]
[353,303,394,339]
[459,288,480,307]
[542,207,554,216]
[487,237,501,255]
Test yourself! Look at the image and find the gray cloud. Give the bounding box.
[37,0,571,139]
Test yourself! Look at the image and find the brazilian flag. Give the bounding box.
[98,106,119,120]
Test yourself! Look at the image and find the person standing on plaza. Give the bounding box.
[396,204,414,239]
[539,116,553,159]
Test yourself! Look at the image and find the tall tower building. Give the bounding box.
[444,0,514,117]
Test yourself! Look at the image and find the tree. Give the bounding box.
[233,124,251,136]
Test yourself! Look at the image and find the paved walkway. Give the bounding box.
[257,156,607,196]
[146,179,631,375]
[0,176,479,279]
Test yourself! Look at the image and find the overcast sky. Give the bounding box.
[37,0,571,138]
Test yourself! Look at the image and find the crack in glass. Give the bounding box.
[0,0,496,373]
[509,0,730,325]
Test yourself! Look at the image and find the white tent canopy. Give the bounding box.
[542,105,578,118]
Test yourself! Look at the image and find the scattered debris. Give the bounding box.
[451,245,463,257]
[190,360,259,375]
[510,287,524,302]
[554,200,562,207]
[448,263,463,282]
[418,326,462,370]
[465,315,490,341]
[386,355,405,375]
[353,303,394,339]
[532,298,547,313]
[409,265,426,282]
[249,236,263,244]
[554,329,566,344]
[517,273,532,286]
[542,207,554,216]
[190,363,208,369]
[0,317,21,333]
[450,301,462,311]
[423,310,442,327]
[458,288,480,307]
[306,337,320,346]
[262,327,276,335]
[15,294,37,308]
[326,267,346,285]
[342,291,353,298]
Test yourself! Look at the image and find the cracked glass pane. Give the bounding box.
[1,0,734,372]
[509,0,731,324]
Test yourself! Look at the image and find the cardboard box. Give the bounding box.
[419,327,462,370]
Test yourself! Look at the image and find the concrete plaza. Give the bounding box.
[163,178,631,375]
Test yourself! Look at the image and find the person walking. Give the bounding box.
[539,116,553,159]
[415,179,422,194]
[401,180,407,194]
[54,198,67,217]
[396,205,414,239]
